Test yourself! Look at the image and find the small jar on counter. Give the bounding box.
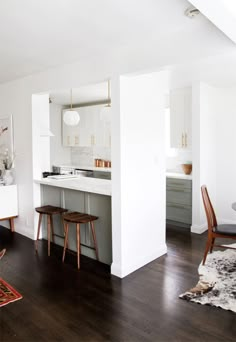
[94,159,101,167]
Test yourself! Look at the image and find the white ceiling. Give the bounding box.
[190,0,236,43]
[50,82,109,106]
[0,0,235,86]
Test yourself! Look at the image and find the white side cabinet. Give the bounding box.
[169,87,192,149]
[0,184,18,231]
[62,104,111,148]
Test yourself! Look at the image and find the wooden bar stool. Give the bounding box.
[62,211,99,269]
[35,205,68,256]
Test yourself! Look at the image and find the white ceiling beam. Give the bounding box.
[189,0,236,43]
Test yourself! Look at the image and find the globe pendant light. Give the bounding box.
[63,89,80,126]
[100,79,111,121]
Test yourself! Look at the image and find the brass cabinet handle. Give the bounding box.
[182,133,184,148]
[185,133,187,147]
[74,136,79,145]
[91,134,95,146]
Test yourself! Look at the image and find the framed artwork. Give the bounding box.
[0,116,14,169]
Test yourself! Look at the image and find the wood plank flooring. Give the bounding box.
[0,224,236,341]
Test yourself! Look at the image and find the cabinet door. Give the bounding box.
[183,87,192,149]
[0,185,18,218]
[62,109,80,147]
[62,107,90,147]
[62,104,111,147]
[169,87,191,149]
[93,105,111,147]
[170,88,185,148]
[166,178,192,225]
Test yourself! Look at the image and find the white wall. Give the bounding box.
[0,43,235,276]
[0,58,116,240]
[49,103,71,168]
[111,71,168,278]
[215,87,236,224]
[191,82,236,233]
[0,54,169,277]
[192,82,217,233]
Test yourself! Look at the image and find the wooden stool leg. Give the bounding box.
[35,213,43,252]
[47,214,51,256]
[50,215,55,243]
[62,215,69,249]
[90,221,99,261]
[9,218,15,232]
[76,223,81,269]
[62,223,69,263]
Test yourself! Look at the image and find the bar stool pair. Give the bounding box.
[35,205,99,269]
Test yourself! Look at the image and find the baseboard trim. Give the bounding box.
[16,227,35,240]
[111,244,167,278]
[191,224,207,234]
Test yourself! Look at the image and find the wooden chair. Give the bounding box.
[201,185,236,265]
[35,205,68,256]
[62,211,99,269]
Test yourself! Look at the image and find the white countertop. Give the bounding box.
[34,176,112,196]
[59,165,112,172]
[166,172,192,180]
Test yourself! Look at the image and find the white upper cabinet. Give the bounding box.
[169,87,192,149]
[62,104,111,147]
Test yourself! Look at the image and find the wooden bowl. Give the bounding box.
[181,164,192,175]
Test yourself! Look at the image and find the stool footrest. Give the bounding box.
[80,243,97,250]
[52,233,65,239]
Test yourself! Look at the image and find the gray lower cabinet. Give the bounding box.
[166,178,192,226]
[40,185,112,265]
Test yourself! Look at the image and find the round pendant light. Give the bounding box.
[63,89,80,126]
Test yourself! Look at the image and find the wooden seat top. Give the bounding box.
[63,211,98,223]
[35,205,68,215]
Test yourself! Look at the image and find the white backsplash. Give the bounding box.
[71,146,111,166]
[166,149,192,173]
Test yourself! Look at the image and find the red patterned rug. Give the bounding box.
[0,278,23,307]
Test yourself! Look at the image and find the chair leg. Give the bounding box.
[35,213,43,252]
[9,218,15,232]
[76,223,81,270]
[90,221,99,261]
[62,223,69,263]
[202,237,212,265]
[47,214,51,256]
[210,238,215,253]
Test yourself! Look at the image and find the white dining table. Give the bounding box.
[232,202,236,211]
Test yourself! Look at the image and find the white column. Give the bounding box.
[111,71,168,278]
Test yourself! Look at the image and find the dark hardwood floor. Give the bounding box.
[0,224,235,341]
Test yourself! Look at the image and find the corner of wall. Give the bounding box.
[191,224,207,234]
[111,244,167,278]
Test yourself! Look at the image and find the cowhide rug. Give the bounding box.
[179,245,236,313]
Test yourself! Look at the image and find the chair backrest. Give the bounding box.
[201,185,217,231]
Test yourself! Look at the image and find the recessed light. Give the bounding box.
[185,6,200,19]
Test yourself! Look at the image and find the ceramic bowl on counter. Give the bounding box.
[181,163,192,175]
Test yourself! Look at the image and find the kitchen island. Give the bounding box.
[34,176,112,265]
